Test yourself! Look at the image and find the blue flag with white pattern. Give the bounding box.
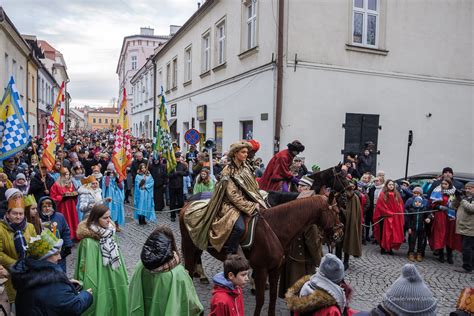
[0,76,31,160]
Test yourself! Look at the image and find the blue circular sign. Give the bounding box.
[184,129,200,145]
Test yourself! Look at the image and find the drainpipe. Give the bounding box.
[274,0,284,154]
[152,59,157,144]
[26,60,29,125]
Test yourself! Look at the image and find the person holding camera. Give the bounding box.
[456,182,474,273]
[11,229,93,316]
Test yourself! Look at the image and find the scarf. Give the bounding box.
[89,223,121,270]
[5,218,28,259]
[150,251,180,273]
[432,185,456,196]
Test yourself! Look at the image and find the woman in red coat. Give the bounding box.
[50,167,79,240]
[373,180,405,255]
[428,177,461,263]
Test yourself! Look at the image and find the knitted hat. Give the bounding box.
[442,167,453,174]
[5,188,22,201]
[413,186,423,194]
[107,163,115,171]
[16,173,26,181]
[298,175,314,187]
[318,254,345,284]
[27,229,63,260]
[24,195,37,208]
[413,196,423,207]
[382,264,437,316]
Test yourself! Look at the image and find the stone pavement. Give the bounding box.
[68,211,473,315]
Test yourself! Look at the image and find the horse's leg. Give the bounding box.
[178,212,197,276]
[253,269,268,316]
[267,268,280,316]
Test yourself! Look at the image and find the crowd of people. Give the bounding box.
[0,130,472,315]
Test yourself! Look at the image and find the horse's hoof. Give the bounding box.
[200,278,209,284]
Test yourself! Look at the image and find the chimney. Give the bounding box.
[140,27,154,36]
[169,25,181,36]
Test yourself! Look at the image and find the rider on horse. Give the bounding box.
[184,141,267,254]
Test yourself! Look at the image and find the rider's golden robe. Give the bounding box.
[184,161,266,252]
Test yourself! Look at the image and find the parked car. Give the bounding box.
[396,172,474,194]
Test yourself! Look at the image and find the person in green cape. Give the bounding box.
[128,225,203,316]
[75,204,129,316]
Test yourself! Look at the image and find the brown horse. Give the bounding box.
[179,194,342,316]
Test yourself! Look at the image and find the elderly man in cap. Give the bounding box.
[258,140,305,192]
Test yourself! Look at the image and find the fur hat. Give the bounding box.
[27,229,63,260]
[382,264,437,316]
[227,141,252,159]
[298,175,314,188]
[287,140,305,153]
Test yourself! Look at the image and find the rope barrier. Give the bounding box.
[108,200,183,218]
[361,209,442,228]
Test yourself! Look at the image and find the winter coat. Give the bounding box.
[342,193,362,257]
[209,272,244,316]
[130,158,148,184]
[168,162,189,189]
[0,220,37,302]
[10,257,93,316]
[28,172,55,203]
[373,191,405,251]
[77,186,103,217]
[405,203,428,232]
[38,197,73,265]
[149,162,168,187]
[456,196,474,237]
[134,174,156,222]
[75,221,129,316]
[357,154,373,175]
[285,275,356,316]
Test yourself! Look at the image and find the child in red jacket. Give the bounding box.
[209,254,250,316]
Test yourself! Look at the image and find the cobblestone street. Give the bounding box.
[68,211,473,315]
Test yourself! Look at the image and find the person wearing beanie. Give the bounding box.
[426,167,464,198]
[285,254,355,316]
[10,229,93,316]
[13,173,29,195]
[355,264,437,316]
[406,195,429,262]
[455,182,474,273]
[258,140,305,192]
[128,226,203,315]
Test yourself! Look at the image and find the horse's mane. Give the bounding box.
[261,195,329,223]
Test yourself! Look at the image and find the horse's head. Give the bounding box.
[320,192,344,244]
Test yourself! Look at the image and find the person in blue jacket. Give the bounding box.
[38,196,73,273]
[10,229,93,316]
[102,163,125,231]
[134,163,156,225]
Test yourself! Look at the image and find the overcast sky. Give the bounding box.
[1,0,197,107]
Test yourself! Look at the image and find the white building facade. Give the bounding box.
[116,27,170,137]
[37,62,57,137]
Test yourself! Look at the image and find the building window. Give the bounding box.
[99,118,102,123]
[145,74,149,99]
[216,20,226,65]
[172,57,178,88]
[12,60,17,85]
[184,46,192,82]
[241,120,253,140]
[31,75,35,102]
[93,118,96,123]
[202,32,211,73]
[131,55,137,70]
[105,118,108,123]
[214,122,223,153]
[166,63,171,91]
[352,0,378,47]
[246,0,257,49]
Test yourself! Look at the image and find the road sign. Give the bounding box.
[184,129,200,145]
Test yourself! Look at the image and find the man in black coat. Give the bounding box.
[149,157,168,212]
[168,153,189,222]
[28,163,55,202]
[3,157,19,182]
[130,151,148,184]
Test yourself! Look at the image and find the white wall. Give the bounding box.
[281,66,473,178]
